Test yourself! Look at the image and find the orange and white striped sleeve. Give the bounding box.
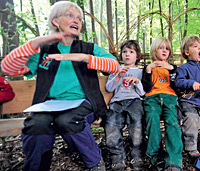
[1,41,40,75]
[87,55,120,74]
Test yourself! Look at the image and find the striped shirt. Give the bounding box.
[1,41,119,76]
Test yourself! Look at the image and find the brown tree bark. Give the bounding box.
[126,0,129,39]
[106,0,114,53]
[0,0,19,56]
[115,0,118,45]
[158,0,164,37]
[77,0,88,41]
[183,0,188,38]
[29,0,40,35]
[89,0,98,44]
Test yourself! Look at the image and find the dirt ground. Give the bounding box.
[0,128,198,171]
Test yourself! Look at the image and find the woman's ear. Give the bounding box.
[52,18,59,28]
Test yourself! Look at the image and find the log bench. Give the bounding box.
[0,76,113,137]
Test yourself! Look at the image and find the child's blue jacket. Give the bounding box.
[175,59,200,105]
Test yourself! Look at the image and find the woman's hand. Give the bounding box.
[30,32,70,50]
[47,53,89,63]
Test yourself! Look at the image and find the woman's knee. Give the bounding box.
[55,116,85,134]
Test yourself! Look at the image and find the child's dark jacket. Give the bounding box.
[175,59,200,105]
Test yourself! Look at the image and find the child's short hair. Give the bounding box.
[119,40,142,64]
[150,38,172,61]
[181,35,200,59]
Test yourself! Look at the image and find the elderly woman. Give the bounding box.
[1,1,119,170]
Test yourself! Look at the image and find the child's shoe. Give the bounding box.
[131,158,143,171]
[111,161,126,171]
[165,164,181,171]
[89,156,106,171]
[188,150,200,158]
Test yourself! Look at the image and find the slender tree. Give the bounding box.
[126,0,129,39]
[29,0,40,35]
[183,0,188,38]
[177,0,183,41]
[89,0,98,44]
[115,0,118,45]
[77,0,88,41]
[99,0,104,46]
[0,0,19,56]
[149,0,154,45]
[20,0,22,11]
[106,0,114,52]
[158,0,164,37]
[168,0,172,41]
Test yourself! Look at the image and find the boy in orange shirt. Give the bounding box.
[142,38,183,170]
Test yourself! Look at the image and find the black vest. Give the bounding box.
[32,40,107,118]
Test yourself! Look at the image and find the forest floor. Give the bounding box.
[0,127,199,171]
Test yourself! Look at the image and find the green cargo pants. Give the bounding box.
[144,93,183,168]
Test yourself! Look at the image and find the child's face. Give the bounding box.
[156,43,170,61]
[185,41,200,62]
[122,47,137,66]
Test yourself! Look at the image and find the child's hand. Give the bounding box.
[116,66,130,79]
[125,77,140,84]
[193,82,200,91]
[146,62,157,73]
[154,61,174,70]
[115,66,130,82]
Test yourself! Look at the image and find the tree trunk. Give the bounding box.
[149,0,154,45]
[183,0,188,38]
[115,0,118,45]
[99,0,104,46]
[77,0,88,41]
[89,0,98,44]
[0,0,19,56]
[29,0,40,35]
[126,0,129,39]
[20,0,22,11]
[158,0,164,37]
[106,0,114,52]
[168,0,173,44]
[177,0,182,41]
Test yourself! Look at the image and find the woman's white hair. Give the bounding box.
[48,1,83,34]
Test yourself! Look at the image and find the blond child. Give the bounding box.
[142,38,183,170]
[175,36,200,159]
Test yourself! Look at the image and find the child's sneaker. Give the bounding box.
[89,156,106,171]
[165,164,181,171]
[188,150,200,158]
[131,158,143,171]
[111,161,126,171]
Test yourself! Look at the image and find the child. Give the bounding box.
[175,35,200,158]
[142,38,183,170]
[105,40,145,171]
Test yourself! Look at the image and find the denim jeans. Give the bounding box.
[180,101,200,151]
[105,98,144,164]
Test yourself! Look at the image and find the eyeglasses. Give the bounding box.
[60,12,83,23]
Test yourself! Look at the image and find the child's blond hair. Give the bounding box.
[150,38,172,61]
[181,35,200,59]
